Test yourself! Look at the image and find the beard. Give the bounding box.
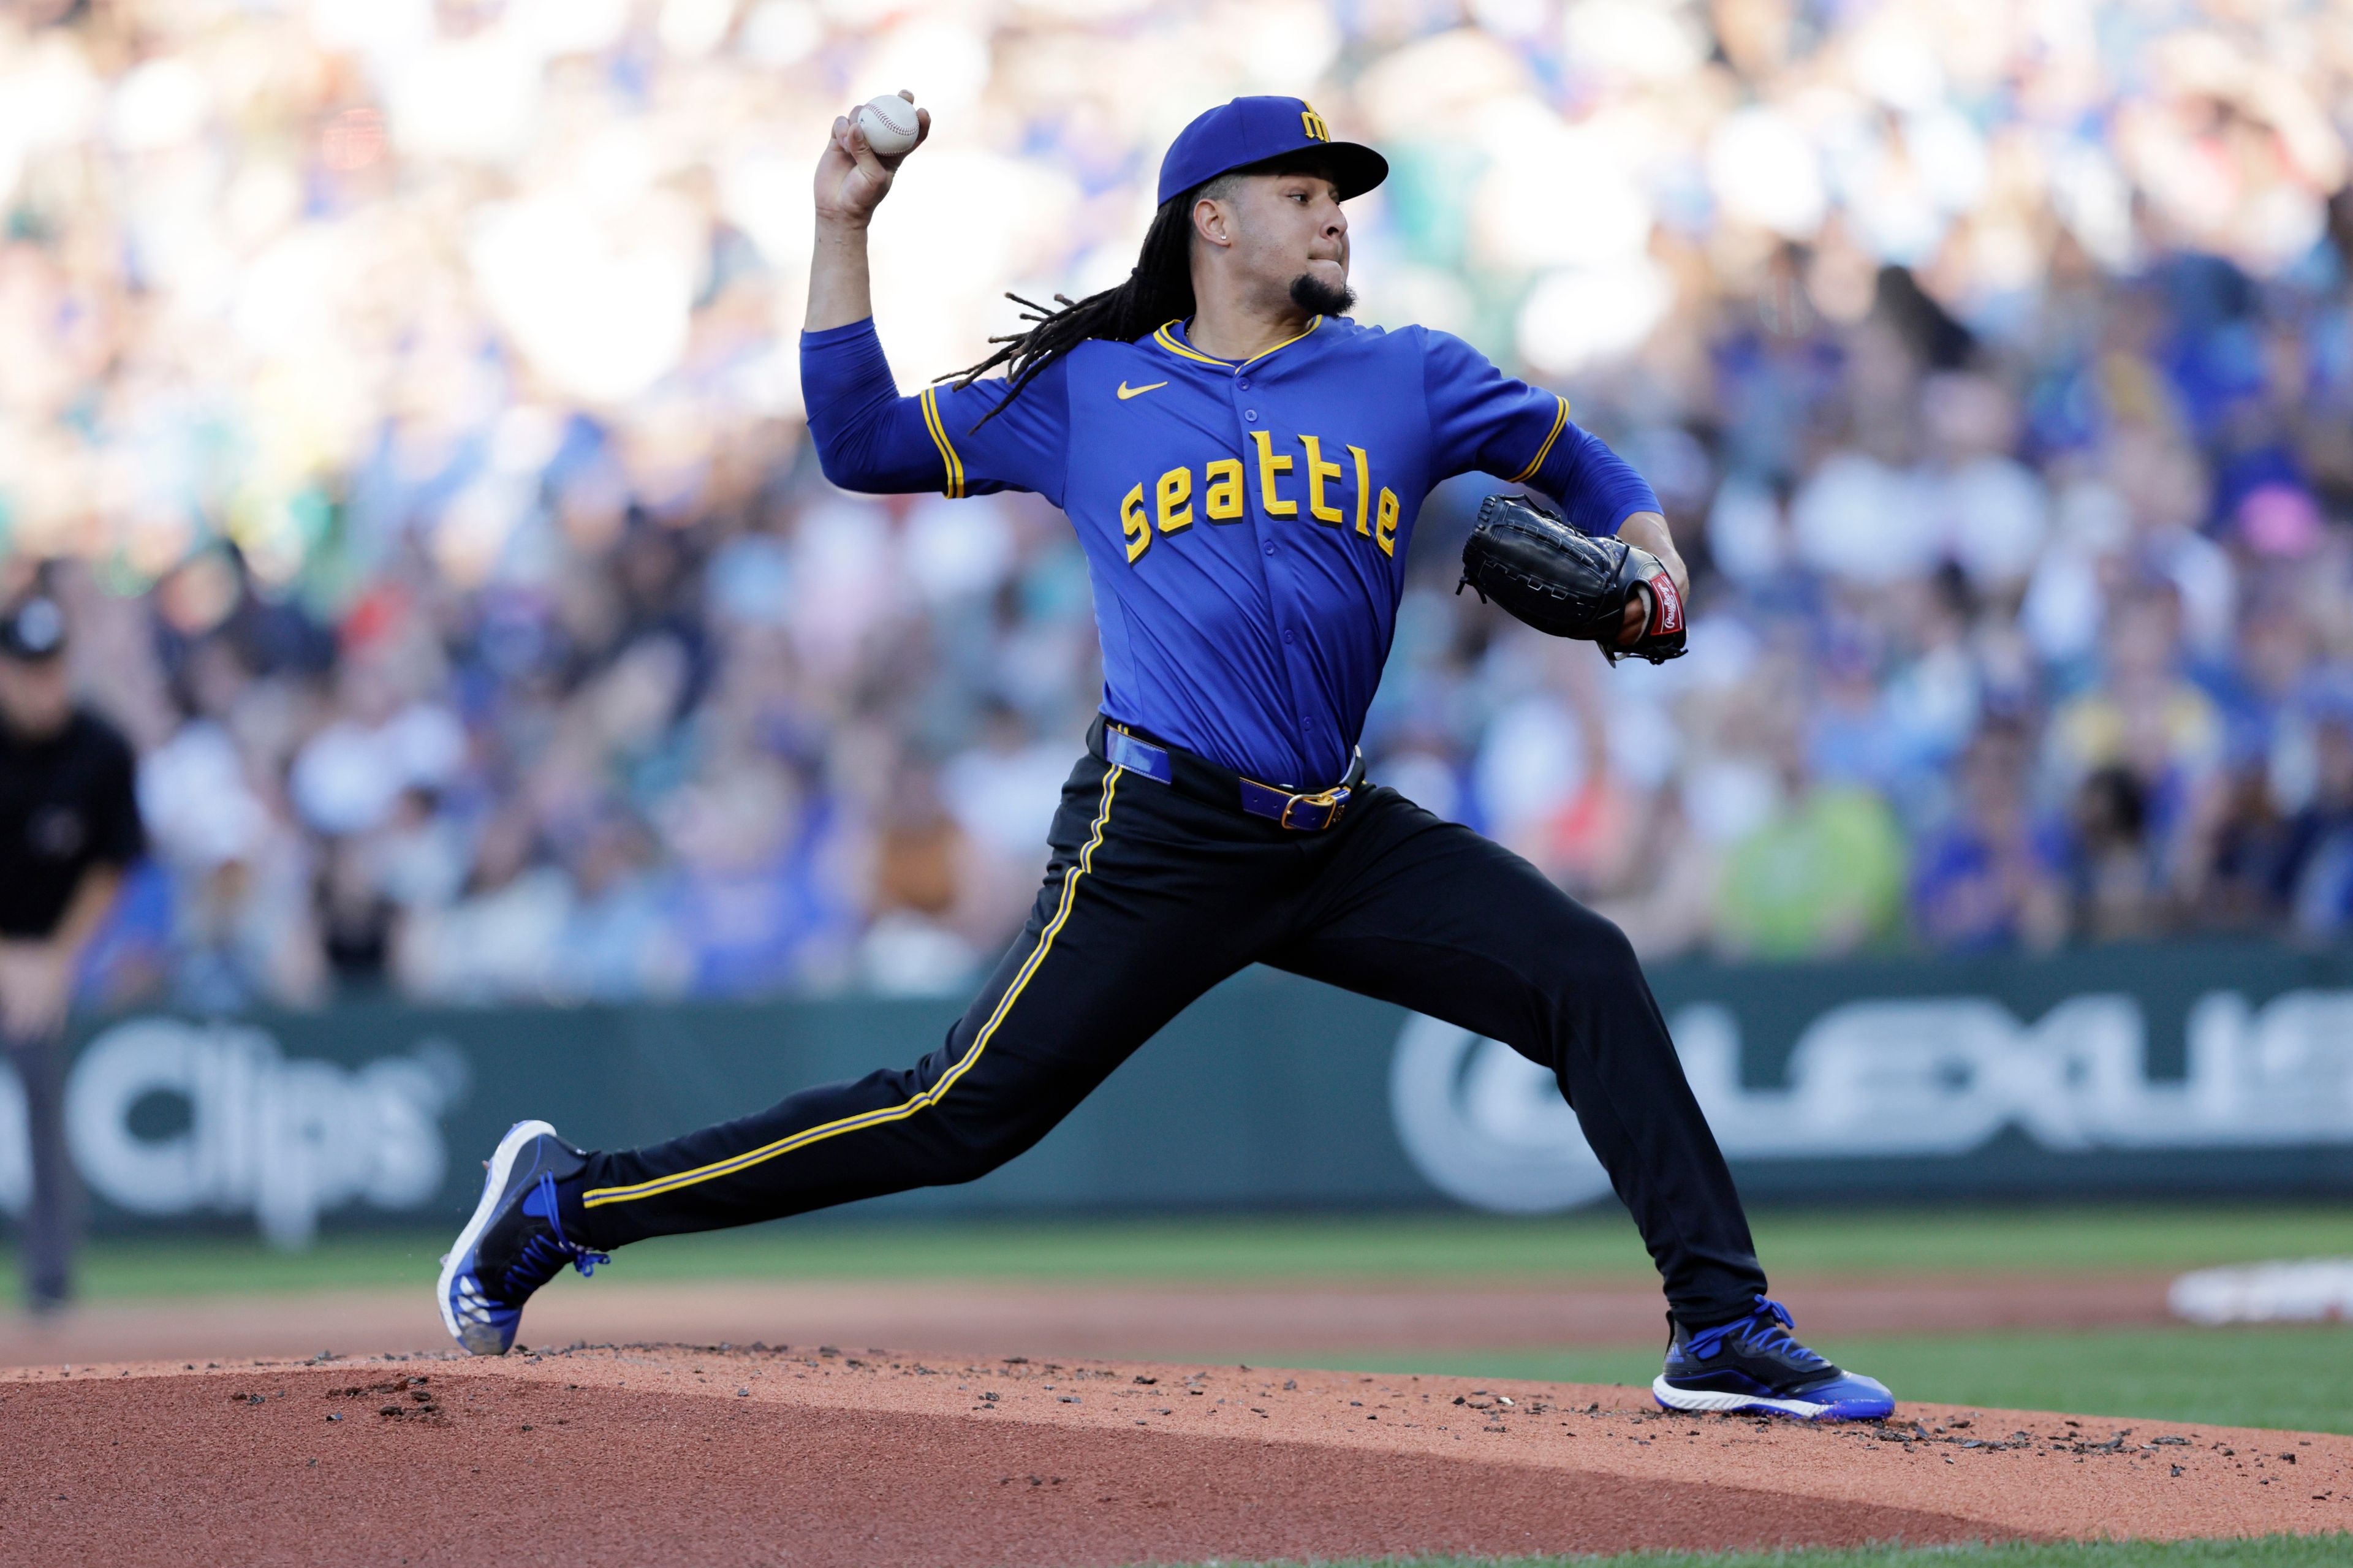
[1290,270,1356,316]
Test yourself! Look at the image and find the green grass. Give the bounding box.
[1153,1539,2352,1567]
[15,1203,2353,1302]
[1279,1324,2353,1436]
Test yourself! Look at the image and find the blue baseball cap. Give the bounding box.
[1156,96,1387,207]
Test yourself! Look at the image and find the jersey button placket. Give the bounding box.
[1242,372,1273,571]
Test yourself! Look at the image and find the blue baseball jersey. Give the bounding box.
[802,314,1658,788]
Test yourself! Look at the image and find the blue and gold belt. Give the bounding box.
[1087,714,1362,832]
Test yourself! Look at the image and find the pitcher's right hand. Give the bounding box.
[814,89,929,230]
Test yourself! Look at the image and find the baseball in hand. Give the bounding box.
[855,95,920,158]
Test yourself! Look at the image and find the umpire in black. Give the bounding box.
[0,594,143,1313]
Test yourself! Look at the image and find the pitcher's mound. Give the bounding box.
[6,1345,2347,1566]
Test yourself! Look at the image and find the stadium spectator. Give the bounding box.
[2280,710,2353,941]
[0,1,2348,1000]
[1713,699,1909,960]
[2064,765,2170,944]
[1909,719,2067,953]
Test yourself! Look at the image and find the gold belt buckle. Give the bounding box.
[1280,786,1350,831]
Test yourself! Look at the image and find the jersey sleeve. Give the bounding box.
[1419,327,1659,536]
[801,319,1069,506]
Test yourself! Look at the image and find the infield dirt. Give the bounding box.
[6,1344,2348,1567]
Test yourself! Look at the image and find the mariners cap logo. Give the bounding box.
[1156,96,1387,206]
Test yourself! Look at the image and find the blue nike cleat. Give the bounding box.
[1652,1295,1894,1421]
[437,1119,608,1356]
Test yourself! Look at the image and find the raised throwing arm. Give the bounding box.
[798,98,1071,503]
[797,93,962,494]
[805,91,929,332]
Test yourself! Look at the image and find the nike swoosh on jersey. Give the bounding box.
[1116,381,1169,400]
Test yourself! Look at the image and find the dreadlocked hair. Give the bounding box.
[940,188,1201,430]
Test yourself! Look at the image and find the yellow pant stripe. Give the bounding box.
[580,765,1124,1209]
[1508,395,1571,485]
[919,386,965,498]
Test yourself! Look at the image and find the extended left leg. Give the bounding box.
[1271,789,1894,1418]
[1267,787,1765,1324]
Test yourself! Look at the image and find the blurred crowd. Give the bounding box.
[4,0,2353,1009]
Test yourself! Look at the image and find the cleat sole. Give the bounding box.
[1651,1373,1893,1422]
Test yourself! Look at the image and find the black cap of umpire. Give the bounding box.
[0,596,67,662]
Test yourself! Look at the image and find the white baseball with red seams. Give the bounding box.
[855,95,919,157]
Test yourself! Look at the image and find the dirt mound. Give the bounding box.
[5,1346,2347,1567]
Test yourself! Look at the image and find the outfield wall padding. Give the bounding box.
[12,940,2353,1240]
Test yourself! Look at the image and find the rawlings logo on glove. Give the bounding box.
[1456,493,1688,665]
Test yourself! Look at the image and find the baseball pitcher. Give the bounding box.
[439,94,1892,1422]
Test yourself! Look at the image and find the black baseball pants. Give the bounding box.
[5,1025,76,1309]
[567,737,1769,1324]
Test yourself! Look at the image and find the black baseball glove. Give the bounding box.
[1456,493,1687,665]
